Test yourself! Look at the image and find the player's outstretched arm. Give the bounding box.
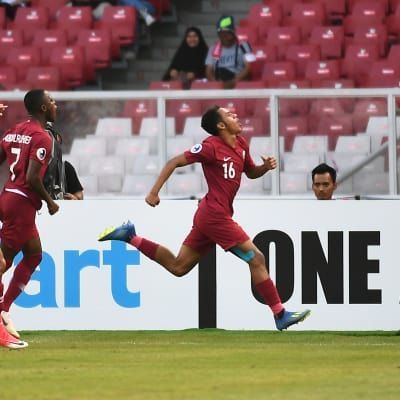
[246,156,277,179]
[145,154,190,207]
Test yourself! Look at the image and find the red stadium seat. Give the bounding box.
[315,114,354,149]
[390,0,400,12]
[306,0,346,23]
[0,30,23,64]
[30,0,69,17]
[352,99,388,132]
[309,99,346,132]
[349,0,387,16]
[342,44,380,86]
[13,7,49,44]
[366,60,400,87]
[249,45,278,80]
[190,81,223,90]
[77,29,112,82]
[249,3,283,29]
[305,60,340,83]
[0,66,17,90]
[26,66,61,90]
[97,6,136,47]
[50,46,85,89]
[279,116,309,151]
[264,26,301,60]
[0,7,6,29]
[121,99,157,134]
[275,80,311,116]
[6,47,41,82]
[352,24,388,56]
[309,26,344,59]
[287,2,327,39]
[240,117,266,141]
[202,98,246,117]
[167,100,202,134]
[343,16,384,36]
[262,62,296,85]
[235,80,266,89]
[236,26,258,46]
[262,0,298,16]
[32,29,68,65]
[149,80,183,90]
[56,6,93,44]
[285,44,321,78]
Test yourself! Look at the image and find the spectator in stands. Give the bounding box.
[163,27,209,89]
[205,15,253,89]
[69,0,116,20]
[64,161,84,200]
[312,163,337,200]
[118,0,156,26]
[0,0,30,20]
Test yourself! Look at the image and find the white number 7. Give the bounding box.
[10,147,21,181]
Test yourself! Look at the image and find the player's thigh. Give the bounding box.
[22,236,42,256]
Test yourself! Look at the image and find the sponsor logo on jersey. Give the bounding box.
[191,143,202,154]
[37,148,47,161]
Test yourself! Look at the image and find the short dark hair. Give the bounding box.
[312,163,337,183]
[24,89,45,115]
[201,105,221,136]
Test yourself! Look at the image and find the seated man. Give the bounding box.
[205,15,253,89]
[311,163,337,200]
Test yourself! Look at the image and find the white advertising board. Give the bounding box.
[217,200,400,330]
[8,200,199,330]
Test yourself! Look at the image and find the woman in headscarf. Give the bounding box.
[163,27,209,89]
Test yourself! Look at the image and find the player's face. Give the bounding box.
[43,91,57,123]
[218,108,242,136]
[312,172,337,200]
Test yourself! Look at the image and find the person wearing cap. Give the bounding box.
[205,15,253,89]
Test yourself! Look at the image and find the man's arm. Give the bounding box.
[245,156,277,179]
[205,64,215,81]
[145,154,190,207]
[26,159,59,215]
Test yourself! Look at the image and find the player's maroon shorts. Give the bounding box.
[0,191,39,251]
[183,207,249,255]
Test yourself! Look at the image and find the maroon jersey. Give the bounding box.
[1,119,53,209]
[184,135,256,216]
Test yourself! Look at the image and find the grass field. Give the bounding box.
[1,330,399,400]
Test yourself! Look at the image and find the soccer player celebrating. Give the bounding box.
[0,90,59,349]
[99,106,310,330]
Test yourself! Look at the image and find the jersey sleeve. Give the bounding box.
[29,132,52,165]
[241,137,256,172]
[184,141,215,164]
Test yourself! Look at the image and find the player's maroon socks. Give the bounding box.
[2,254,41,312]
[130,237,159,261]
[255,278,284,316]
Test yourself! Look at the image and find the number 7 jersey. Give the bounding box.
[1,119,53,209]
[184,135,256,216]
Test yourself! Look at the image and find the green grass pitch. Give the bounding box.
[1,330,399,400]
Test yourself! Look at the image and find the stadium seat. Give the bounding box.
[25,66,61,90]
[283,153,321,172]
[249,136,285,159]
[279,116,309,150]
[262,61,296,85]
[13,7,49,44]
[0,7,5,29]
[95,117,132,137]
[309,26,344,59]
[352,24,388,57]
[0,66,17,90]
[335,135,371,153]
[292,135,328,154]
[280,172,308,193]
[353,172,389,194]
[97,6,136,47]
[248,3,283,31]
[350,0,387,18]
[56,6,93,44]
[239,117,267,141]
[264,26,301,60]
[309,99,346,132]
[30,0,69,17]
[182,117,207,143]
[305,60,340,83]
[201,98,246,117]
[352,99,388,132]
[366,60,400,87]
[139,117,176,153]
[167,137,194,159]
[6,47,41,82]
[190,80,224,90]
[235,80,266,89]
[285,44,321,78]
[0,29,23,64]
[166,100,202,134]
[122,174,157,195]
[249,45,278,80]
[343,16,384,37]
[315,115,354,149]
[236,26,258,46]
[77,29,112,82]
[167,173,203,196]
[342,44,380,87]
[310,0,346,23]
[33,29,68,65]
[70,137,107,157]
[149,80,183,90]
[50,46,85,89]
[262,0,298,16]
[128,155,159,175]
[287,2,327,39]
[89,156,124,176]
[274,80,311,116]
[121,99,157,134]
[114,137,151,157]
[78,175,98,195]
